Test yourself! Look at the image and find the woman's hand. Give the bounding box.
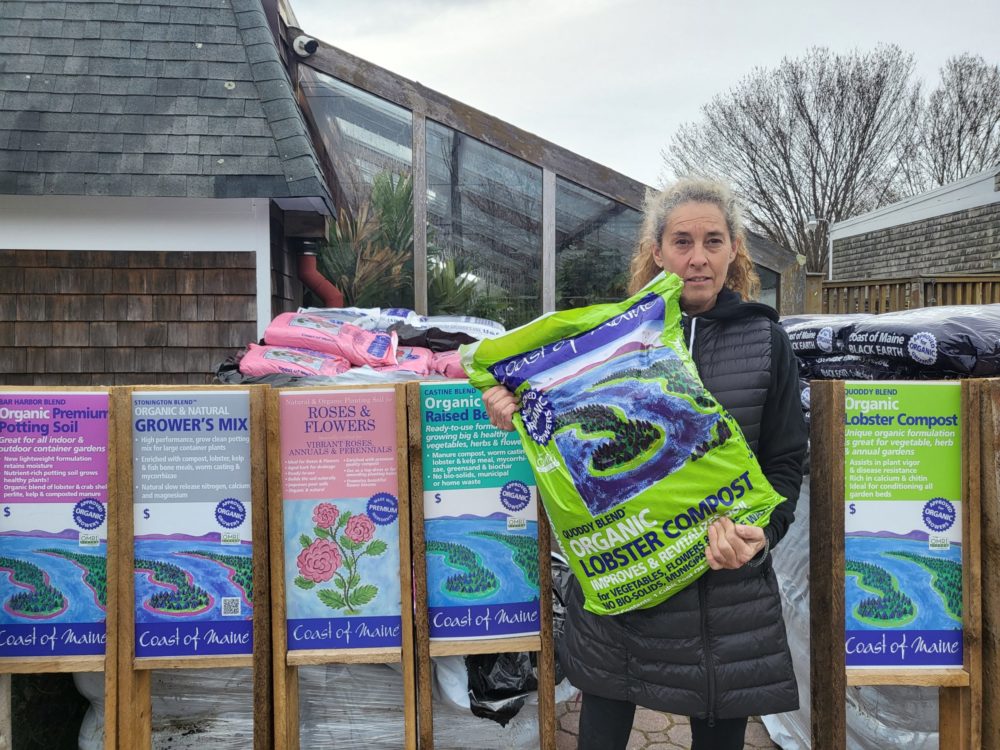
[481,385,520,432]
[705,517,766,570]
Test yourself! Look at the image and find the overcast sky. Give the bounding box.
[288,0,1000,187]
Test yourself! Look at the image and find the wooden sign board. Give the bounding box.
[406,382,555,750]
[113,385,270,750]
[0,387,116,750]
[267,384,416,750]
[810,379,983,750]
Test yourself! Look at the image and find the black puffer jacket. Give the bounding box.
[558,288,807,720]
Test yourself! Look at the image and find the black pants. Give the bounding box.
[576,692,749,750]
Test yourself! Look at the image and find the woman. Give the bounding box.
[482,177,807,750]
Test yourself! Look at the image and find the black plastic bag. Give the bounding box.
[389,322,478,352]
[780,313,872,357]
[465,652,537,726]
[844,304,1000,377]
[798,354,923,381]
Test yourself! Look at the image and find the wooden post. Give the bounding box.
[534,502,556,750]
[809,380,846,750]
[269,385,416,750]
[0,674,10,750]
[406,384,434,750]
[978,379,1000,748]
[250,386,274,750]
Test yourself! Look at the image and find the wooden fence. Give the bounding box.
[813,275,1000,314]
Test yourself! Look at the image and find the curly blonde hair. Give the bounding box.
[627,177,760,301]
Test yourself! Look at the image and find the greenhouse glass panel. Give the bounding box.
[299,66,415,309]
[425,120,542,329]
[756,264,779,311]
[555,177,641,310]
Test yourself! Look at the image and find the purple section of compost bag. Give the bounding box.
[488,295,666,391]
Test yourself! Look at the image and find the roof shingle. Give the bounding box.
[0,0,330,207]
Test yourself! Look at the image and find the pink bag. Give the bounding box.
[239,344,351,378]
[263,312,398,367]
[430,350,468,379]
[376,346,434,375]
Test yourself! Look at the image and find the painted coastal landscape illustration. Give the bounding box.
[529,345,728,515]
[424,515,539,608]
[0,530,107,624]
[845,531,961,631]
[134,533,253,622]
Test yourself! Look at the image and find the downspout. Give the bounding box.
[296,240,344,308]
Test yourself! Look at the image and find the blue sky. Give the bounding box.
[288,0,1000,186]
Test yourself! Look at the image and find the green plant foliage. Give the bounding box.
[318,589,347,610]
[294,576,315,590]
[349,584,378,608]
[316,168,533,325]
[427,255,477,313]
[556,243,628,309]
[365,539,388,557]
[318,172,415,309]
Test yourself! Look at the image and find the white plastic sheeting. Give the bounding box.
[75,659,576,749]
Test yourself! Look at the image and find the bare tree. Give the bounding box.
[917,54,1000,188]
[662,46,922,274]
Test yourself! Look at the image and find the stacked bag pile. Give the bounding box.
[781,305,1000,382]
[218,307,505,384]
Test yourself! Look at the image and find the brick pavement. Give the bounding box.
[555,696,780,749]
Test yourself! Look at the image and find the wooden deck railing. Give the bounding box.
[820,275,1000,313]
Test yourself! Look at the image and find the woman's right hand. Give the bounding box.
[482,385,520,432]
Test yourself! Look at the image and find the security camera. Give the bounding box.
[293,36,319,57]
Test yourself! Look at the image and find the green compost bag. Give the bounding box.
[460,273,786,615]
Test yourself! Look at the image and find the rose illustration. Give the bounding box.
[345,514,376,544]
[294,503,388,614]
[296,539,342,583]
[312,502,340,529]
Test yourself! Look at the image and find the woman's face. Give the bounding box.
[652,201,736,315]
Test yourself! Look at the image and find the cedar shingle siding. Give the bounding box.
[0,250,256,385]
[833,202,1000,280]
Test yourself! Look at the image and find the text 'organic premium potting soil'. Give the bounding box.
[461,273,786,615]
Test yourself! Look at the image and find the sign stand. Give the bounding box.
[0,387,116,750]
[810,379,983,749]
[113,385,271,750]
[405,383,556,750]
[267,384,417,750]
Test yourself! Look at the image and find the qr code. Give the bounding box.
[221,597,241,616]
